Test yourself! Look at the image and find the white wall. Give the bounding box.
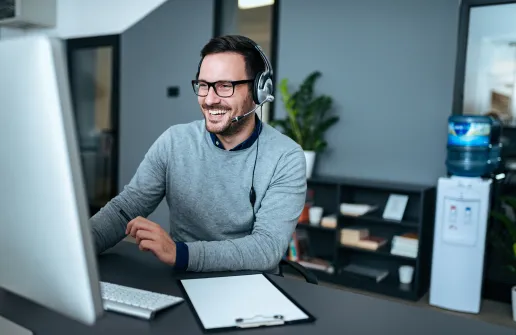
[0,0,168,39]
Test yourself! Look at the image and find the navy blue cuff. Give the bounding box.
[174,242,189,271]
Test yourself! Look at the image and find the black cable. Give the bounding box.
[249,105,263,226]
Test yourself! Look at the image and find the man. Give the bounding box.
[89,35,307,272]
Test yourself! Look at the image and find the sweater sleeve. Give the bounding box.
[185,147,307,272]
[89,132,169,254]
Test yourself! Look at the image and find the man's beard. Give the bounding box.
[203,100,253,136]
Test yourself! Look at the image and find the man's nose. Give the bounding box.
[204,87,220,105]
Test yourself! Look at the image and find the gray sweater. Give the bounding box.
[89,119,307,272]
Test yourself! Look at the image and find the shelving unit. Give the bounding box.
[286,176,436,301]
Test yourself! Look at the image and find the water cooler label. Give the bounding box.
[448,122,490,147]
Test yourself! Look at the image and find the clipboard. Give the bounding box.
[178,273,316,332]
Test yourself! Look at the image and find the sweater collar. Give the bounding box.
[209,114,262,151]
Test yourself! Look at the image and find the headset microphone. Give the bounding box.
[231,95,274,123]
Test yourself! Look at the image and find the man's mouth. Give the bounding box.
[208,109,229,116]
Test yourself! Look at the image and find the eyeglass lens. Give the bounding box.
[194,81,234,97]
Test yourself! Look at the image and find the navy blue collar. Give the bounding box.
[209,114,262,151]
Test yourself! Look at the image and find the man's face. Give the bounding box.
[197,52,254,136]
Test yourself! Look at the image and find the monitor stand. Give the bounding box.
[0,315,33,335]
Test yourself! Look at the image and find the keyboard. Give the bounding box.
[100,281,184,320]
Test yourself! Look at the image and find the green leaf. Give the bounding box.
[501,196,516,211]
[491,211,516,241]
[273,71,339,151]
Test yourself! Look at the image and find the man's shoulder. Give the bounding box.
[157,119,205,143]
[164,119,204,136]
[260,123,303,154]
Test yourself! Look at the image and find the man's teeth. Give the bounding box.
[209,110,228,115]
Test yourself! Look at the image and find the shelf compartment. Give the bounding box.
[336,271,416,300]
[339,243,417,262]
[296,222,337,233]
[339,212,419,228]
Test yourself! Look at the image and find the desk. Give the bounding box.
[0,241,514,335]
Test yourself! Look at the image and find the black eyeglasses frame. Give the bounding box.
[191,79,254,97]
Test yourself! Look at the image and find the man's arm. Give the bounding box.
[186,147,307,272]
[89,131,169,254]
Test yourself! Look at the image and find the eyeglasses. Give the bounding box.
[191,79,253,98]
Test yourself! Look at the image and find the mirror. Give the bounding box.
[459,1,516,126]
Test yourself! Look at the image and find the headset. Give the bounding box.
[196,37,275,223]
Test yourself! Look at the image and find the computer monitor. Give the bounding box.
[0,35,103,326]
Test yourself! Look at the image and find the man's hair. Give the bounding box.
[199,35,265,80]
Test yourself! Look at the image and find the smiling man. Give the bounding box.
[89,35,307,272]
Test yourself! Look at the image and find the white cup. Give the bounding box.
[399,265,414,284]
[512,286,516,321]
[309,206,324,226]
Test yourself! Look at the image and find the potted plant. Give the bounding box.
[490,196,516,316]
[490,196,516,271]
[269,71,339,178]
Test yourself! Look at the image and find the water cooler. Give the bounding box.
[429,115,502,314]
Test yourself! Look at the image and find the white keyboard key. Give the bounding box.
[100,282,184,320]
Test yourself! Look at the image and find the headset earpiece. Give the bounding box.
[251,43,274,105]
[253,71,263,104]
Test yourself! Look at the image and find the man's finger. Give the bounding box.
[139,239,157,253]
[135,229,156,244]
[125,216,150,234]
[128,218,159,237]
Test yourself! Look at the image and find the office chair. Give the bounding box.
[278,259,319,285]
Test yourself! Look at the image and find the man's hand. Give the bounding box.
[125,216,176,266]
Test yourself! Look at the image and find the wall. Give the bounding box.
[0,0,167,39]
[119,0,214,227]
[275,0,460,186]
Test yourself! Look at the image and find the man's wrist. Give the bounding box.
[174,242,189,270]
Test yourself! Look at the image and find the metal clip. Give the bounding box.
[235,314,285,328]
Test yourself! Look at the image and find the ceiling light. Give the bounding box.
[238,0,274,10]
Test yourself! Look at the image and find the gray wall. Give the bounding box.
[275,0,460,186]
[120,0,214,228]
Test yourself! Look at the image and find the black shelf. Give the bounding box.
[287,175,436,301]
[339,213,419,228]
[339,243,417,262]
[296,222,336,233]
[337,271,415,300]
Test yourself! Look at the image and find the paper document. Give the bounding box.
[180,274,311,330]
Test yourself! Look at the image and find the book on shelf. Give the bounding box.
[341,263,389,283]
[320,214,337,229]
[340,203,378,217]
[340,227,369,243]
[297,257,334,274]
[353,236,387,250]
[390,233,419,258]
[340,227,387,251]
[287,229,334,273]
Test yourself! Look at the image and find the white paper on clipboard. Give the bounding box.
[180,274,310,330]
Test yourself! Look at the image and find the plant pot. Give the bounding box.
[304,150,316,178]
